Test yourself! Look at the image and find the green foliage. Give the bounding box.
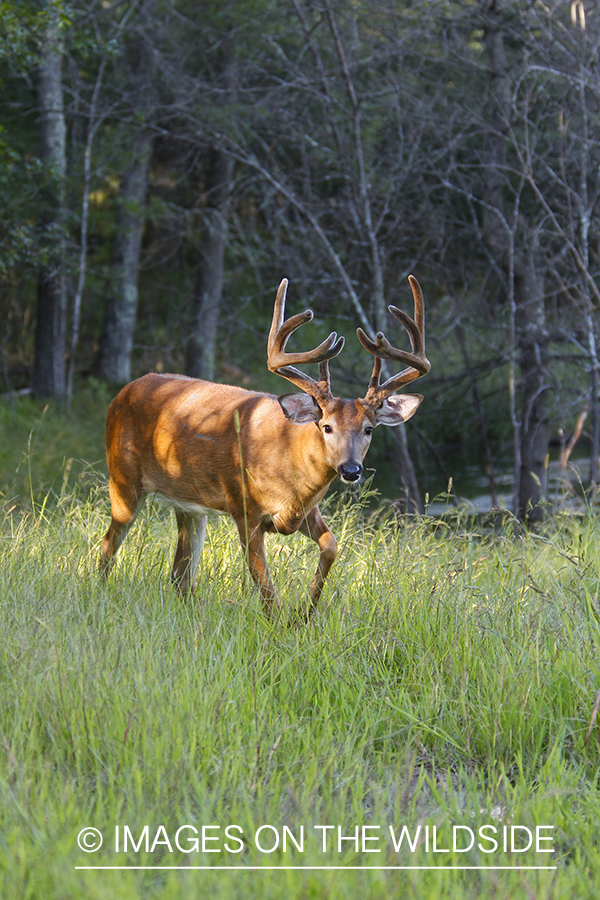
[0,0,46,74]
[0,0,598,497]
[0,385,109,502]
[0,132,71,273]
[0,1,74,75]
[0,135,40,270]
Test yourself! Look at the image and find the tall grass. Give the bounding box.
[1,483,600,898]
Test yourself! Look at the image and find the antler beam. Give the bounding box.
[267,278,345,405]
[358,275,430,408]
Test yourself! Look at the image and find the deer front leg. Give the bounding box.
[171,511,207,595]
[100,479,145,578]
[237,523,280,618]
[299,505,338,616]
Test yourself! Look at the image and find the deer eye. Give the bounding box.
[364,427,373,436]
[323,424,333,434]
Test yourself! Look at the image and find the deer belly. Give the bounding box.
[150,492,226,518]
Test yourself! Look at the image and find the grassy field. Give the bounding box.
[1,397,600,898]
[0,385,109,504]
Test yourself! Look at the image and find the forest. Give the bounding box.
[5,6,600,898]
[1,0,599,519]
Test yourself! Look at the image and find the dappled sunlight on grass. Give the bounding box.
[1,486,600,897]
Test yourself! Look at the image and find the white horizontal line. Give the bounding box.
[75,865,557,871]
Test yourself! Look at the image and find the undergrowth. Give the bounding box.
[1,482,599,898]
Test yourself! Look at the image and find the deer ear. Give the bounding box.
[375,394,423,426]
[278,393,322,424]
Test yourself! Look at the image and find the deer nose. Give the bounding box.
[338,463,362,483]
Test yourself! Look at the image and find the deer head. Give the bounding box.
[267,276,430,483]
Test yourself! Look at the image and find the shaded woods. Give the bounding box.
[1,0,600,520]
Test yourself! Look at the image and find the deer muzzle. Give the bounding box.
[338,463,363,483]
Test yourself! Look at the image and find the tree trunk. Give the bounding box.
[515,248,549,523]
[96,129,153,385]
[33,6,67,399]
[482,0,550,522]
[392,426,422,515]
[454,313,499,507]
[186,150,234,381]
[586,305,599,484]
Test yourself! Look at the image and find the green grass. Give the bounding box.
[0,385,110,504]
[1,471,600,899]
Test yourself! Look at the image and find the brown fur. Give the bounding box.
[100,276,428,619]
[100,374,380,617]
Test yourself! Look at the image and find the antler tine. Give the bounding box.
[408,273,424,334]
[267,279,345,404]
[318,360,332,394]
[358,275,430,408]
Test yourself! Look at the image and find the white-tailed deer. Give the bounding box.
[100,276,430,617]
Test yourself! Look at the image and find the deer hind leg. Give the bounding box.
[100,478,145,578]
[237,523,280,618]
[299,506,338,617]
[171,510,207,595]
